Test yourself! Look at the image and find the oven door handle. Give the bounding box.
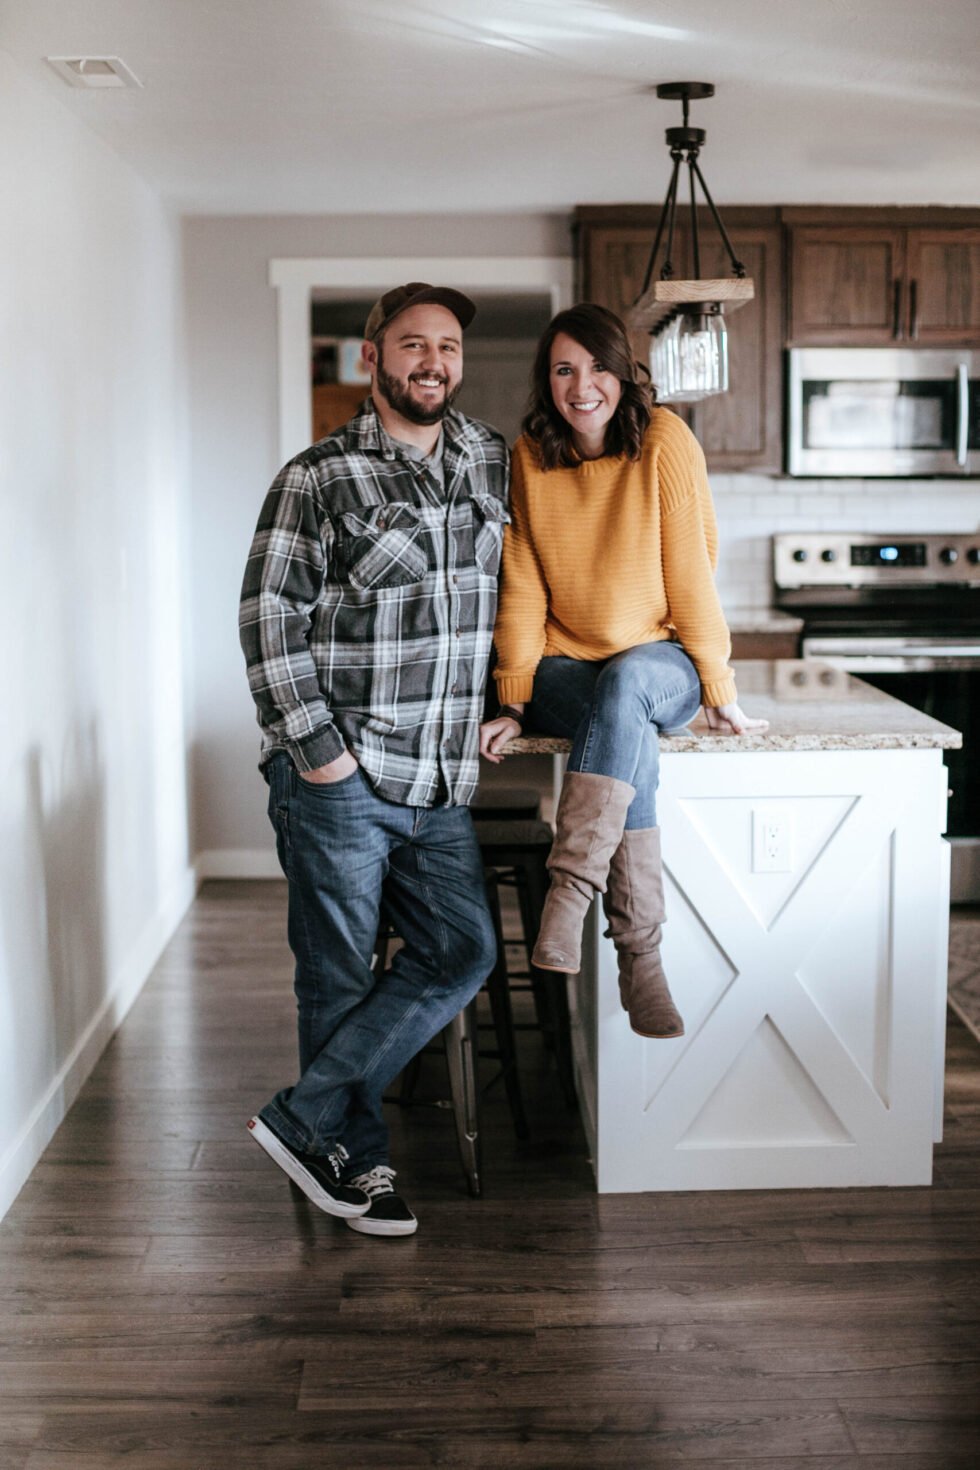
[803,647,980,673]
[811,656,979,672]
[802,638,980,673]
[955,362,969,468]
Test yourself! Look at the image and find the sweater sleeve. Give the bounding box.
[492,442,550,704]
[656,415,737,708]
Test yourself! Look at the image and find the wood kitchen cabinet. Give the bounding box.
[574,206,784,473]
[787,212,980,346]
[905,228,980,343]
[312,383,367,440]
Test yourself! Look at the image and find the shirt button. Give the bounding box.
[450,683,459,695]
[455,628,461,638]
[453,575,459,585]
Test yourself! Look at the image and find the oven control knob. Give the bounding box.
[967,548,980,565]
[821,549,837,563]
[792,549,808,563]
[939,547,959,565]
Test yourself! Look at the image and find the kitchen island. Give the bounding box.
[505,660,961,1192]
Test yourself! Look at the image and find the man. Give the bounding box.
[239,284,509,1237]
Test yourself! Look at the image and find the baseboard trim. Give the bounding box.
[0,864,198,1222]
[195,848,283,880]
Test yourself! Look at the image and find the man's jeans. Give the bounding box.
[527,642,702,829]
[260,755,496,1171]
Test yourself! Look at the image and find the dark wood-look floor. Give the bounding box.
[2,881,979,1469]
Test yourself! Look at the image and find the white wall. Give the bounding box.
[183,214,570,869]
[0,50,194,1219]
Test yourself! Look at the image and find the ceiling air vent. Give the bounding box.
[46,56,142,89]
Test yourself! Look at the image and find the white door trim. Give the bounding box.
[268,255,574,464]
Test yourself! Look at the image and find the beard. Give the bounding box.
[375,350,462,426]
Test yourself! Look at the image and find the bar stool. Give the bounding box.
[475,818,578,1110]
[375,792,579,1195]
[374,906,528,1198]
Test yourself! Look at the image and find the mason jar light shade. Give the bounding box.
[650,310,728,403]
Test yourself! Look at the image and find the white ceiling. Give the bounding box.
[3,0,978,215]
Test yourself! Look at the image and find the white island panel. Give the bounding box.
[572,748,951,1192]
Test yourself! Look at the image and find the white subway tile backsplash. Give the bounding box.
[796,494,846,519]
[749,494,789,517]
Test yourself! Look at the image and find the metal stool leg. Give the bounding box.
[484,875,530,1139]
[444,999,482,1198]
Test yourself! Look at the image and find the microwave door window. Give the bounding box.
[802,379,954,451]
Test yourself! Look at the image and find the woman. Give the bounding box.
[479,304,768,1039]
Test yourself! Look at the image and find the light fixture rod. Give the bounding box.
[688,155,701,279]
[688,157,746,278]
[640,152,682,294]
[637,82,747,295]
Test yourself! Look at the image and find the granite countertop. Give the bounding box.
[725,607,804,635]
[506,660,962,755]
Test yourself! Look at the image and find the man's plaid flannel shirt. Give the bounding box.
[239,399,510,807]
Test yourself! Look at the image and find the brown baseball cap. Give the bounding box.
[363,282,477,341]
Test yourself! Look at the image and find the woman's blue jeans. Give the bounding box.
[260,755,496,1172]
[527,642,702,829]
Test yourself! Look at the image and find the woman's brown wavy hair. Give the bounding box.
[522,303,654,470]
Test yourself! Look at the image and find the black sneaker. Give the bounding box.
[345,1165,418,1237]
[247,1116,369,1218]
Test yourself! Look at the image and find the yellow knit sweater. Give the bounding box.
[493,408,737,708]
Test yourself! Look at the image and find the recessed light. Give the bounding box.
[46,56,142,89]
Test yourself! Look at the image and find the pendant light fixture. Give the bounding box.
[627,83,754,403]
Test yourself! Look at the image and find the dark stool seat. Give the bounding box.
[471,786,542,822]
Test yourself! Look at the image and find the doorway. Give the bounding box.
[269,255,573,463]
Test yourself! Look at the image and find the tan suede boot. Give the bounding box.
[603,827,685,1038]
[532,771,635,974]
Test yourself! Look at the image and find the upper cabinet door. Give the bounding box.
[575,208,782,472]
[578,222,664,368]
[905,228,980,344]
[789,227,906,344]
[686,225,783,473]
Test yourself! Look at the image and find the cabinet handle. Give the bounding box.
[955,362,969,467]
[909,279,919,340]
[892,279,902,339]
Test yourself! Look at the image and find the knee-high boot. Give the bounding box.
[603,827,685,1038]
[532,771,635,974]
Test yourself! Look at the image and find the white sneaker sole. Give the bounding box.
[347,1213,419,1237]
[247,1117,369,1218]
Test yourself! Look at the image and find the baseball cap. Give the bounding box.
[363,283,477,341]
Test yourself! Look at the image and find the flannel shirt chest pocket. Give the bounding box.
[337,503,429,590]
[470,491,511,576]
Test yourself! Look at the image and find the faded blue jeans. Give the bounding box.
[260,754,496,1172]
[527,642,702,829]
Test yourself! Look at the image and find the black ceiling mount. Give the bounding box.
[640,81,745,294]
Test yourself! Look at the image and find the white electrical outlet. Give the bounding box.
[752,808,794,873]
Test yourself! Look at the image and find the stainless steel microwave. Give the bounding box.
[787,347,980,477]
